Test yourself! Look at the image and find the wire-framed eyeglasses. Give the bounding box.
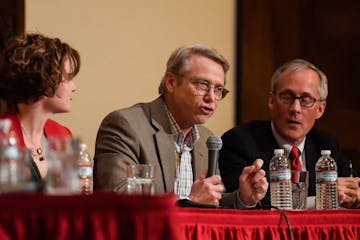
[276,91,322,108]
[189,79,229,101]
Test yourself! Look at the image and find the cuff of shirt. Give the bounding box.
[236,191,257,209]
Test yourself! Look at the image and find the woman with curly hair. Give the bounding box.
[0,33,81,186]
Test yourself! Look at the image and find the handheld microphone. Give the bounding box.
[206,135,222,177]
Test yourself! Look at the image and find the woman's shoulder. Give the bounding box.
[44,119,72,137]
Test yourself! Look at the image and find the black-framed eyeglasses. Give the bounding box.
[190,79,229,100]
[276,91,322,108]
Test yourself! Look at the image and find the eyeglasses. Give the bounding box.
[189,79,229,101]
[276,91,322,108]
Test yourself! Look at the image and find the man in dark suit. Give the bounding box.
[219,59,360,208]
[94,44,268,208]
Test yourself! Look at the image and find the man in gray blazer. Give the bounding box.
[94,44,268,208]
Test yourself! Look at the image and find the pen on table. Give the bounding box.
[349,159,353,177]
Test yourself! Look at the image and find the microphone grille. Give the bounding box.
[206,135,222,150]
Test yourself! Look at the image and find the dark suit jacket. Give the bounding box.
[219,120,350,206]
[94,97,239,208]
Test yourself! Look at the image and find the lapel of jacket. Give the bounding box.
[147,97,176,192]
[192,127,207,179]
[304,134,318,195]
[255,122,278,172]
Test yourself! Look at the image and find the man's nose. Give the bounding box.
[290,98,302,112]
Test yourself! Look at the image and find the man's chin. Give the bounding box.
[285,133,305,145]
[195,116,211,125]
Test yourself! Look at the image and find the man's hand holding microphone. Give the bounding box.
[189,136,268,207]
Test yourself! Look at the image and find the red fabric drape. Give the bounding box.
[0,193,359,240]
[0,193,180,240]
[177,208,360,240]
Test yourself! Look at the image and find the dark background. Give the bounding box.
[0,0,24,112]
[237,0,360,173]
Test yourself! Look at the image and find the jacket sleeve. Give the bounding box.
[93,110,142,192]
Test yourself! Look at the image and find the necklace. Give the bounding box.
[20,122,45,161]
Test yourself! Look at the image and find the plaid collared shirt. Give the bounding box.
[165,105,200,199]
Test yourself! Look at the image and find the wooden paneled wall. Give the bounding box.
[0,0,24,49]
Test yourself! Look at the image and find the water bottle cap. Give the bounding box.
[274,149,284,155]
[321,150,331,155]
[0,118,11,133]
[80,143,87,150]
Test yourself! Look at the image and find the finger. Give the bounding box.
[338,177,360,188]
[246,159,264,178]
[253,158,264,170]
[212,183,225,193]
[339,194,355,206]
[205,174,222,184]
[250,159,263,177]
[342,177,360,184]
[338,185,359,195]
[199,171,208,180]
[253,191,267,202]
[212,190,223,200]
[253,180,268,194]
[339,191,356,202]
[352,177,360,186]
[240,165,255,182]
[250,169,267,183]
[338,187,357,199]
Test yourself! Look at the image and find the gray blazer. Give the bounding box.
[94,96,239,208]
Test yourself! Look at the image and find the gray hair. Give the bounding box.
[158,44,229,94]
[271,59,328,100]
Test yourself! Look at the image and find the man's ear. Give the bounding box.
[164,72,177,93]
[315,100,326,119]
[268,91,275,110]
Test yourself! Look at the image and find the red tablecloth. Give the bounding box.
[0,193,359,240]
[177,208,360,240]
[0,193,180,240]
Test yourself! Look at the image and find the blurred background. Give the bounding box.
[1,0,359,172]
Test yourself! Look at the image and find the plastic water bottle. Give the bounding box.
[316,150,338,209]
[77,143,93,194]
[0,119,20,189]
[270,149,292,209]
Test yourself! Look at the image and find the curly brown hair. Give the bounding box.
[0,33,80,105]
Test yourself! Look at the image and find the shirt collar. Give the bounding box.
[270,121,305,156]
[164,102,199,149]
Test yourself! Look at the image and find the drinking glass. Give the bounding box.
[126,164,155,195]
[291,170,309,209]
[0,147,35,192]
[44,136,80,195]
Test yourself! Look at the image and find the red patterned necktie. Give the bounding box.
[289,146,302,171]
[289,146,301,183]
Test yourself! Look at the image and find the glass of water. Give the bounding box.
[44,136,80,195]
[291,170,309,209]
[126,164,155,195]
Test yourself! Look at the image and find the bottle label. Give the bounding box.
[316,171,337,183]
[78,166,93,178]
[270,169,291,182]
[1,146,19,159]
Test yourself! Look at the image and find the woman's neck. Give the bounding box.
[17,102,49,137]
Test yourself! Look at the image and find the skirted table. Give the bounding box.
[0,193,359,240]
